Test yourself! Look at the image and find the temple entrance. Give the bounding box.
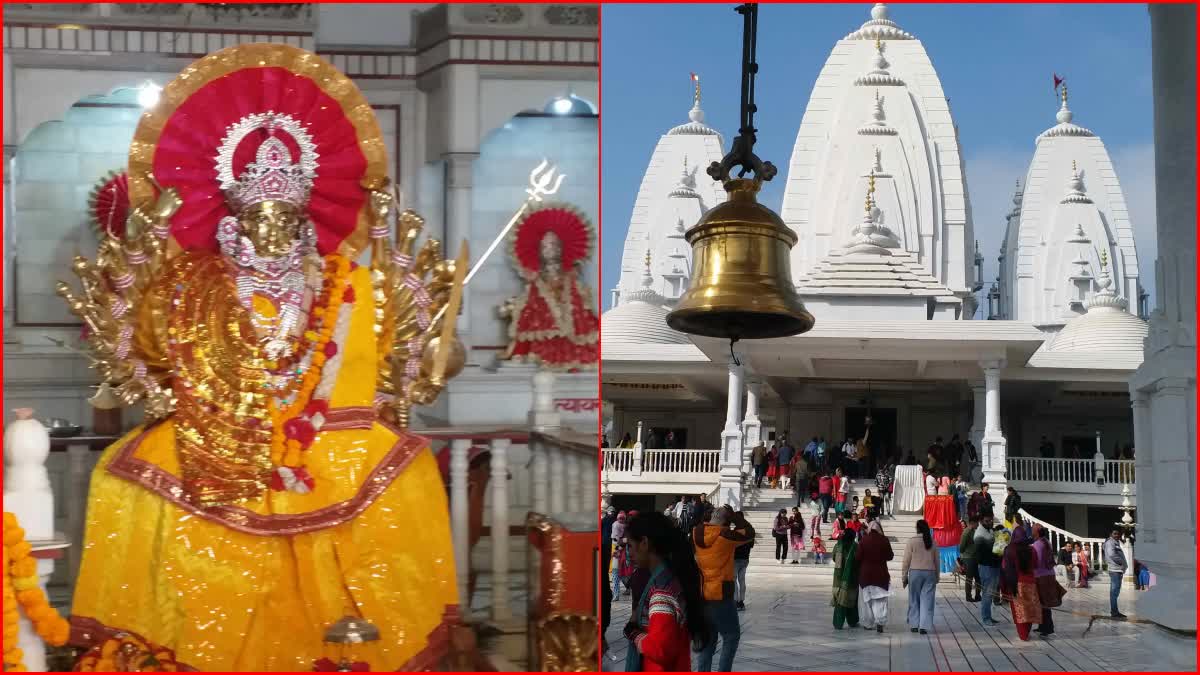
[845,407,898,471]
[646,426,687,449]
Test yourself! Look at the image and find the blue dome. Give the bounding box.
[543,94,596,116]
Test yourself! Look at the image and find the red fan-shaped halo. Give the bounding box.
[128,44,388,257]
[87,170,130,240]
[510,204,595,279]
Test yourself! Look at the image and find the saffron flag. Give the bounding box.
[1053,73,1064,94]
[690,72,699,82]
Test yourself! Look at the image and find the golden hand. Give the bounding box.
[369,188,394,225]
[146,173,183,221]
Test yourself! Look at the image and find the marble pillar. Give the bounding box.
[718,354,745,510]
[443,151,478,334]
[968,383,985,458]
[741,377,762,477]
[979,360,1007,520]
[1131,2,1196,632]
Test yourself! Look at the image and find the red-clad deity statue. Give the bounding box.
[499,204,599,371]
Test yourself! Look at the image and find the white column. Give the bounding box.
[448,438,472,610]
[1132,2,1197,633]
[631,420,644,475]
[565,451,583,515]
[444,152,477,334]
[968,383,985,463]
[549,444,567,515]
[741,377,762,477]
[531,437,549,516]
[979,360,1007,520]
[1092,431,1106,484]
[528,369,561,431]
[489,438,512,622]
[1130,390,1151,528]
[718,354,745,510]
[582,452,598,519]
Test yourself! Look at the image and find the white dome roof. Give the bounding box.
[1048,307,1147,354]
[601,300,692,345]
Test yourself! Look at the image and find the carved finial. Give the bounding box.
[1061,81,1068,106]
[644,248,652,270]
[872,147,883,174]
[1072,159,1077,173]
[865,174,877,214]
[1100,249,1108,269]
[875,37,883,53]
[690,71,701,105]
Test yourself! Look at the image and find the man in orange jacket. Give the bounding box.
[692,506,755,671]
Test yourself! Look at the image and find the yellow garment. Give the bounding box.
[70,263,458,671]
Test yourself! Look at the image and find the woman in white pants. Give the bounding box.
[857,520,894,632]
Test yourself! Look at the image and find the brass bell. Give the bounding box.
[667,178,814,340]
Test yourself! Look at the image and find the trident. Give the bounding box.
[430,159,566,326]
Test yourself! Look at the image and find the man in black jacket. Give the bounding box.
[1004,486,1022,523]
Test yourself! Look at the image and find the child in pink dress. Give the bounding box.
[810,514,827,563]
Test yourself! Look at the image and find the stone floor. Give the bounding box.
[602,576,1196,672]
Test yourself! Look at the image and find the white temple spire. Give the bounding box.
[845,172,900,254]
[688,72,704,123]
[1039,80,1094,139]
[846,2,915,40]
[858,89,897,135]
[855,37,905,86]
[1085,250,1128,311]
[1061,159,1094,204]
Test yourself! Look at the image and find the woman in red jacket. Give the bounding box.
[623,512,711,671]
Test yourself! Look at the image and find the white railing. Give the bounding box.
[603,448,634,472]
[1006,456,1135,486]
[601,447,721,474]
[1016,508,1105,573]
[1103,459,1136,485]
[642,449,721,473]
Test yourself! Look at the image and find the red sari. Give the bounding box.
[504,273,598,370]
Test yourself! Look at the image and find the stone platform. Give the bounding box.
[603,574,1195,671]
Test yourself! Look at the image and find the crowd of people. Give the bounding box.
[599,430,1146,670]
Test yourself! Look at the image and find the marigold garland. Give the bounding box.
[3,512,70,672]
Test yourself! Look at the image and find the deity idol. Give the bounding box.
[57,45,467,671]
[499,205,599,371]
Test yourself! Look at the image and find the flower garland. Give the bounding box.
[3,512,70,672]
[268,257,356,494]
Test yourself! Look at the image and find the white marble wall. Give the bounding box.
[9,88,139,325]
[468,113,598,350]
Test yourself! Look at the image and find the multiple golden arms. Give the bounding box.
[367,185,467,429]
[57,174,181,419]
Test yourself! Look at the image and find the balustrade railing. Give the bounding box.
[1016,508,1106,572]
[1104,459,1136,485]
[601,447,721,474]
[603,448,634,472]
[642,449,721,473]
[1006,456,1135,487]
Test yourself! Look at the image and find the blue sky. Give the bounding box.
[601,3,1157,312]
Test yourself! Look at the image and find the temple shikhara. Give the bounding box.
[2,3,599,672]
[602,1,1195,651]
